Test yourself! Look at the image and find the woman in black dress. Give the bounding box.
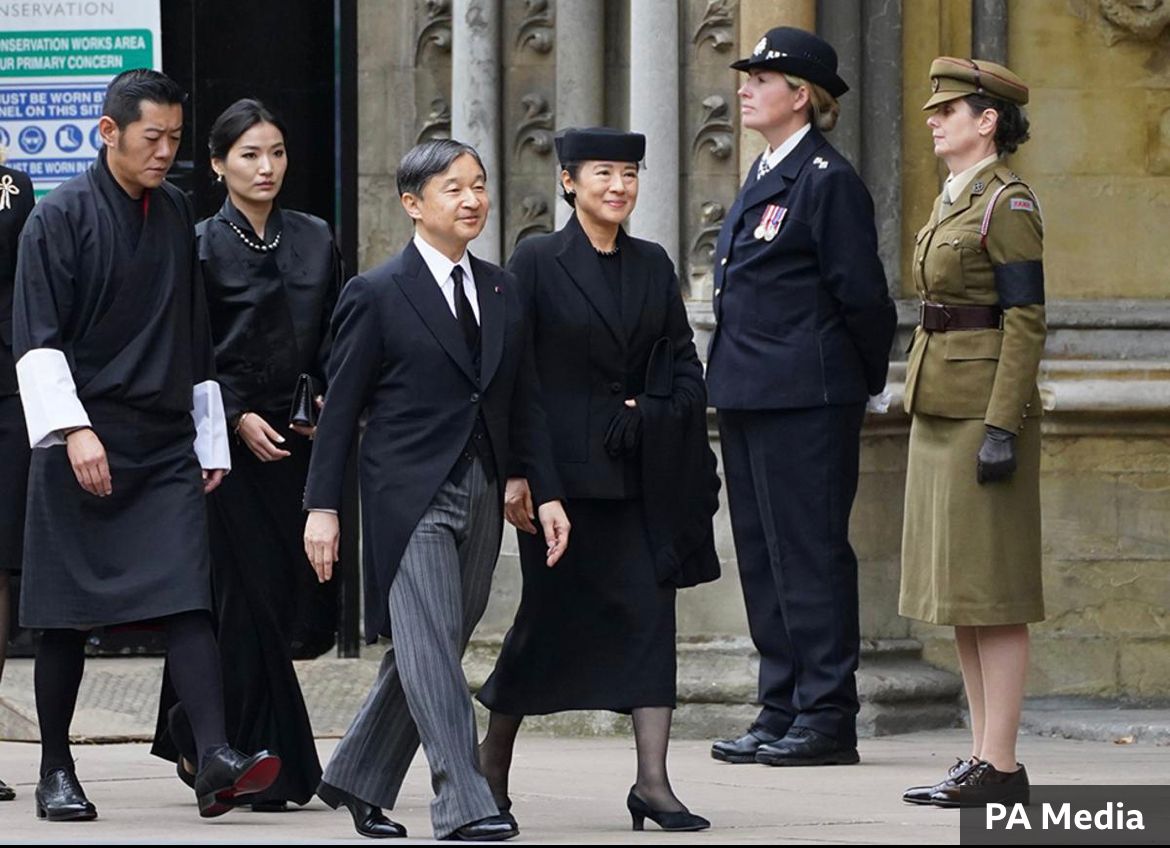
[151,99,342,810]
[0,159,34,802]
[477,128,717,832]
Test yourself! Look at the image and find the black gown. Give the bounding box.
[13,151,219,629]
[0,165,34,574]
[478,221,712,715]
[151,200,341,806]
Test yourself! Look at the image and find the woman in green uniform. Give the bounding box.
[900,58,1045,808]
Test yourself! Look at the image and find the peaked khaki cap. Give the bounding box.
[922,57,1028,110]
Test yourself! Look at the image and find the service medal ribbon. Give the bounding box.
[761,205,787,242]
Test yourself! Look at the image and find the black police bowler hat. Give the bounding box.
[731,26,849,98]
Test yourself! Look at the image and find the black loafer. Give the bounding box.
[0,777,14,802]
[34,768,97,821]
[318,780,407,838]
[755,727,860,766]
[711,726,785,764]
[194,745,282,818]
[903,758,978,805]
[441,813,519,841]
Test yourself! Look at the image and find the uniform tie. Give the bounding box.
[451,265,480,362]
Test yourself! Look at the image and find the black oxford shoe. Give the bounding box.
[903,757,978,805]
[317,780,408,838]
[0,777,14,801]
[35,768,97,821]
[930,761,1029,808]
[755,727,860,766]
[441,813,519,841]
[711,725,785,764]
[195,745,282,818]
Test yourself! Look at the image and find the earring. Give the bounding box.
[216,173,224,183]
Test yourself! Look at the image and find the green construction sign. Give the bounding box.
[0,30,153,78]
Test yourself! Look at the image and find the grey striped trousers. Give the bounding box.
[323,458,500,838]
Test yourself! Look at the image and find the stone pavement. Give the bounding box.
[0,730,1166,843]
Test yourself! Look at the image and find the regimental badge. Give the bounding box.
[0,174,20,212]
[753,37,768,56]
[972,180,985,194]
[753,204,787,241]
[932,78,941,93]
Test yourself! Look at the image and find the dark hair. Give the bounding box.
[101,68,185,130]
[963,94,1031,156]
[397,139,485,197]
[208,98,288,161]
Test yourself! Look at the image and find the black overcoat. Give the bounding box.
[706,128,897,409]
[303,241,562,643]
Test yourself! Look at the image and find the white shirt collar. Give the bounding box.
[761,123,813,173]
[413,231,473,289]
[945,153,999,201]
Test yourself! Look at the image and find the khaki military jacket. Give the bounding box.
[903,160,1046,433]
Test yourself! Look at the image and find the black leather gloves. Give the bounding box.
[604,404,643,458]
[976,425,1017,484]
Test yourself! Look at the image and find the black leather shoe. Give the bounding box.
[0,777,14,801]
[627,787,710,832]
[903,758,978,805]
[194,745,282,818]
[250,799,289,812]
[497,796,519,832]
[34,768,97,821]
[317,780,407,838]
[931,761,1029,808]
[755,727,860,766]
[441,814,519,841]
[710,726,784,764]
[175,757,196,790]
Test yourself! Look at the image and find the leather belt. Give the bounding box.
[919,301,1003,332]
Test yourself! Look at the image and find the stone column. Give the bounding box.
[554,0,605,228]
[452,0,502,263]
[972,0,1008,64]
[817,0,863,169]
[738,0,816,181]
[628,0,680,263]
[861,0,903,297]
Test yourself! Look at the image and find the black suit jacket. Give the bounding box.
[304,241,562,642]
[706,128,897,410]
[507,215,707,498]
[0,166,36,396]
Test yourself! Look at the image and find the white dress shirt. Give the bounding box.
[757,123,813,180]
[413,232,479,324]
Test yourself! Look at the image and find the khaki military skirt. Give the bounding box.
[899,413,1044,626]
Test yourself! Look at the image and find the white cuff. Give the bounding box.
[15,348,91,448]
[866,389,892,415]
[192,380,231,471]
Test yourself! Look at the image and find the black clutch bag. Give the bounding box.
[289,373,318,428]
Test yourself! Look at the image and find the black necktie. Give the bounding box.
[451,265,480,363]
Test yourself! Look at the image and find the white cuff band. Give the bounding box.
[15,348,91,448]
[192,380,231,471]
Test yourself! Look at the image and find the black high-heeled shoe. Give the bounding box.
[35,768,97,822]
[626,787,710,832]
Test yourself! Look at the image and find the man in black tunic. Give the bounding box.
[12,69,280,822]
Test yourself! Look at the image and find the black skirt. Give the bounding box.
[19,400,211,629]
[0,396,29,572]
[478,497,677,714]
[151,421,324,805]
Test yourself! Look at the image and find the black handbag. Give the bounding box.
[289,373,318,428]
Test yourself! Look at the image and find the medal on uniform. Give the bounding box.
[754,204,787,241]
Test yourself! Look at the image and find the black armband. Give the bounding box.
[994,260,1045,307]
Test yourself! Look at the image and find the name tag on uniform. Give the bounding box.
[753,204,787,241]
[1009,198,1034,212]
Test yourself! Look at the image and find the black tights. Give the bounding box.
[36,610,227,778]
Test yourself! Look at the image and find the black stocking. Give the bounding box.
[479,711,523,807]
[0,573,10,679]
[163,610,227,767]
[35,628,88,777]
[631,706,684,812]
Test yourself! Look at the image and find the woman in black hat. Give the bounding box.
[707,27,897,768]
[477,127,718,832]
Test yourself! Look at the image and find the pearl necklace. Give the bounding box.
[227,219,282,253]
[594,244,619,257]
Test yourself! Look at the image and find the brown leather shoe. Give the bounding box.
[902,757,978,805]
[930,761,1029,808]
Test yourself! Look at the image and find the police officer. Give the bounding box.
[899,58,1044,808]
[707,27,897,767]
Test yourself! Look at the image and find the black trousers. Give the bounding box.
[717,404,865,746]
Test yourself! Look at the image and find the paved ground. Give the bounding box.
[0,729,1166,844]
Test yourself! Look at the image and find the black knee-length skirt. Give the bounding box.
[0,395,30,572]
[478,497,677,714]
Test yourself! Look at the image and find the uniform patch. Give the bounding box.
[812,156,829,170]
[1009,198,1035,212]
